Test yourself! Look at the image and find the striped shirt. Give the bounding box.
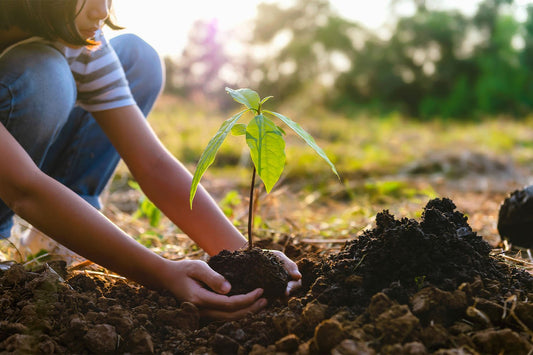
[0,30,135,112]
[52,30,135,112]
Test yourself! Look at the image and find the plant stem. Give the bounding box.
[248,166,256,250]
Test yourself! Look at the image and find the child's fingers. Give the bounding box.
[286,279,302,296]
[194,287,265,312]
[199,295,268,321]
[270,250,302,280]
[188,260,232,294]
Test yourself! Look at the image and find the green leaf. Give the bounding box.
[231,123,247,136]
[226,87,260,111]
[141,198,161,227]
[265,110,340,179]
[246,114,286,193]
[260,96,273,105]
[190,110,248,208]
[127,180,141,190]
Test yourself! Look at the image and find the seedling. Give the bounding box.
[189,87,340,249]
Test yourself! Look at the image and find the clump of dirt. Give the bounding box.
[1,198,532,354]
[303,197,530,310]
[498,185,533,248]
[207,247,289,301]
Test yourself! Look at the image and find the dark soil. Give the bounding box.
[1,198,533,354]
[208,247,289,301]
[498,185,533,248]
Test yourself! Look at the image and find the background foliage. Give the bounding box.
[163,0,533,119]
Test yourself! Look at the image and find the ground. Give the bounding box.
[1,191,532,354]
[1,101,533,353]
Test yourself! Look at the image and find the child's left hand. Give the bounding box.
[267,250,302,295]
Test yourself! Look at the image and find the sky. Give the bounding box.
[107,0,533,57]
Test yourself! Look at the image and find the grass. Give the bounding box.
[141,96,533,180]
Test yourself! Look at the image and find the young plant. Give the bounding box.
[189,87,340,249]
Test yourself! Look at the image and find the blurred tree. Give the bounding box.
[470,0,527,115]
[249,0,360,104]
[519,5,533,110]
[163,0,533,119]
[333,7,474,117]
[473,14,525,115]
[522,5,533,69]
[164,19,249,108]
[333,0,530,118]
[179,19,228,104]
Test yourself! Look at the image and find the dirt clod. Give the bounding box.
[498,185,533,248]
[208,247,289,300]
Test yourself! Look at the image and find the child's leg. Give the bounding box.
[41,34,164,211]
[0,42,76,238]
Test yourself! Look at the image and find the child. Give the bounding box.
[0,0,301,320]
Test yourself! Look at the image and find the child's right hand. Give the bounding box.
[159,259,267,320]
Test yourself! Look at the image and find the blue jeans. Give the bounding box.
[0,34,164,238]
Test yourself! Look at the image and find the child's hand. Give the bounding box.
[267,250,302,295]
[160,259,267,320]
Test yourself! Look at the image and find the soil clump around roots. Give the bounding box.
[1,198,533,354]
[208,247,289,301]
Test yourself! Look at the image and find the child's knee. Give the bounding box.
[0,42,76,127]
[0,43,77,120]
[0,43,76,157]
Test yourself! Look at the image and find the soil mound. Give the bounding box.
[304,198,531,310]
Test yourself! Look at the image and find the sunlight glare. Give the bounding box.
[107,0,393,56]
[108,0,531,57]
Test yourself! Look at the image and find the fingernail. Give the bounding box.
[259,298,268,307]
[221,281,231,293]
[257,288,264,296]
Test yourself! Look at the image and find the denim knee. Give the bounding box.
[110,34,164,115]
[0,42,76,166]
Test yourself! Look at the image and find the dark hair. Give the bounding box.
[0,0,122,46]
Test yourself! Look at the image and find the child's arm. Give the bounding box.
[0,123,266,320]
[93,105,247,255]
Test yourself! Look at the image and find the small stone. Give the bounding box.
[402,342,427,355]
[0,321,28,342]
[301,302,328,328]
[211,333,240,355]
[83,324,117,353]
[314,319,345,353]
[367,293,394,320]
[472,328,531,354]
[3,334,37,353]
[3,264,28,286]
[331,339,377,355]
[275,334,300,353]
[130,328,154,354]
[375,305,420,344]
